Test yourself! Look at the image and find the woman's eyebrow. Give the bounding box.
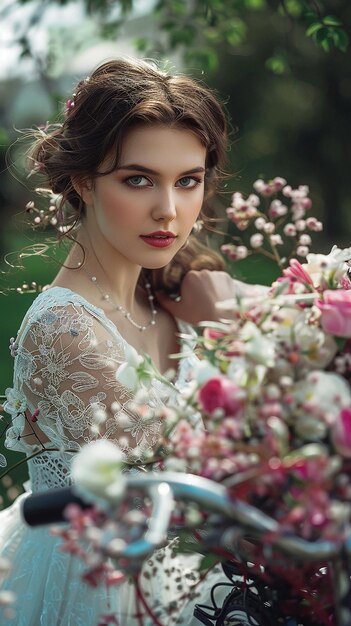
[117,164,206,176]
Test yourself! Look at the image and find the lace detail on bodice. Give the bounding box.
[4,287,198,492]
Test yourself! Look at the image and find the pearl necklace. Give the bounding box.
[89,274,157,332]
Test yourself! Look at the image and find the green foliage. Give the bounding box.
[305,10,349,53]
[265,52,290,75]
[13,0,349,75]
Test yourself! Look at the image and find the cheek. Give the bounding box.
[96,188,137,229]
[183,189,204,222]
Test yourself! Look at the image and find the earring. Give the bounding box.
[192,220,203,234]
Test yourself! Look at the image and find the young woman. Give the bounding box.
[0,58,244,625]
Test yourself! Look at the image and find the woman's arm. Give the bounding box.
[156,270,269,325]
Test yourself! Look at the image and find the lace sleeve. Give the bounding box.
[4,301,165,464]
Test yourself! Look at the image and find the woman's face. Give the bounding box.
[81,125,207,269]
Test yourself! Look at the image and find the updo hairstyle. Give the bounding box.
[29,58,228,292]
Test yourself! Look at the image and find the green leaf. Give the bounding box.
[336,30,349,52]
[322,15,342,27]
[243,0,266,9]
[265,54,288,75]
[283,0,302,17]
[313,26,331,46]
[134,37,149,52]
[305,22,323,37]
[335,337,347,352]
[320,38,332,52]
[199,553,221,571]
[225,18,247,47]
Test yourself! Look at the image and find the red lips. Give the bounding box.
[140,231,177,248]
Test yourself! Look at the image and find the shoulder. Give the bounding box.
[17,287,103,335]
[14,287,124,358]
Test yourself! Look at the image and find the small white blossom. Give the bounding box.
[72,440,126,505]
[3,388,27,416]
[263,222,275,234]
[253,179,266,192]
[254,217,266,230]
[283,223,297,236]
[295,219,306,231]
[299,234,312,245]
[236,245,248,259]
[241,322,276,367]
[270,234,283,246]
[250,233,264,248]
[297,245,309,257]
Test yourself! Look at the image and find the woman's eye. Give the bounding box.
[177,176,201,188]
[125,175,150,187]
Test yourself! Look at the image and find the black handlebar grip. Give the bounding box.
[22,486,91,526]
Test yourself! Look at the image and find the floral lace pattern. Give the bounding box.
[4,287,198,492]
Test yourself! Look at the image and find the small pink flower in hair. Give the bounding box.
[65,99,75,115]
[27,159,46,178]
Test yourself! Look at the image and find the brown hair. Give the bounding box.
[28,58,228,292]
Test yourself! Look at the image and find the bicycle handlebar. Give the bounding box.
[21,472,349,563]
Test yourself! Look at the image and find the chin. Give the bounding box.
[142,259,173,270]
[140,248,182,271]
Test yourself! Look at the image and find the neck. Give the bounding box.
[72,226,142,314]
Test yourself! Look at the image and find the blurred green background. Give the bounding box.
[1,0,350,507]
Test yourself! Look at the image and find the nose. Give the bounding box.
[151,187,177,223]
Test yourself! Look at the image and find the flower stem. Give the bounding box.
[134,575,165,626]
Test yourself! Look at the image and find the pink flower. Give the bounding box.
[198,377,243,417]
[30,409,39,422]
[282,259,314,286]
[316,290,351,337]
[332,408,351,457]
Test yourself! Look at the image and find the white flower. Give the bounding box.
[254,217,266,230]
[270,234,283,246]
[0,590,16,606]
[124,343,144,368]
[192,361,221,385]
[72,440,126,505]
[116,363,139,391]
[116,344,144,392]
[0,453,7,468]
[295,415,327,440]
[236,245,248,259]
[227,357,266,393]
[3,387,27,415]
[291,312,338,368]
[304,245,351,287]
[294,371,351,423]
[241,322,276,367]
[250,233,263,248]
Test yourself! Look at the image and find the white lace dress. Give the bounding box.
[0,287,225,626]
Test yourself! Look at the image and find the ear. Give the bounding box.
[71,177,94,205]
